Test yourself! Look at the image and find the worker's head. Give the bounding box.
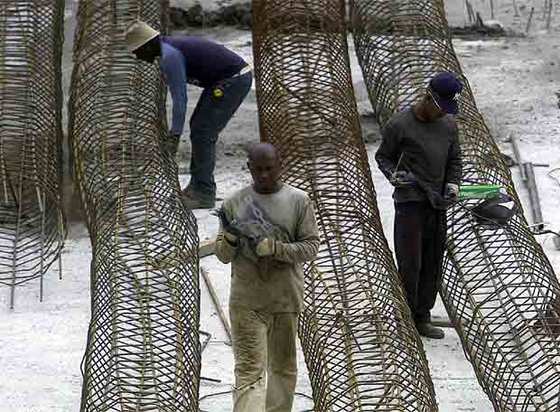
[422,72,463,120]
[124,21,161,63]
[247,143,282,194]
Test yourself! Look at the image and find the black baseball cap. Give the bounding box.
[428,72,463,114]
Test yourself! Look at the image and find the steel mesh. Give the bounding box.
[68,1,200,410]
[251,0,437,410]
[351,1,560,410]
[0,1,66,308]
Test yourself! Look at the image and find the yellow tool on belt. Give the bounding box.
[212,86,224,99]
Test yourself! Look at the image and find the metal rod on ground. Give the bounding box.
[201,267,232,346]
[510,134,527,181]
[524,162,545,231]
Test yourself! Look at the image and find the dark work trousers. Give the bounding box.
[394,201,446,324]
[188,71,253,196]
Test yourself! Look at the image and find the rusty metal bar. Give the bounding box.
[252,0,438,410]
[69,1,200,410]
[351,0,560,410]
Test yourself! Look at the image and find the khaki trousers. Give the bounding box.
[230,306,298,412]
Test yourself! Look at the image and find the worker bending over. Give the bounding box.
[215,143,320,412]
[376,72,463,339]
[125,21,252,209]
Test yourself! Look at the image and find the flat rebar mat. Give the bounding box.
[351,0,560,410]
[252,0,437,410]
[69,1,201,410]
[0,1,66,308]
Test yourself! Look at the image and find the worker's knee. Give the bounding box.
[234,365,265,389]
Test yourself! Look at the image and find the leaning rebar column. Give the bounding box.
[69,1,200,410]
[252,0,437,410]
[351,1,560,410]
[0,1,66,308]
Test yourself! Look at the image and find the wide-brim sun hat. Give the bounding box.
[124,21,160,53]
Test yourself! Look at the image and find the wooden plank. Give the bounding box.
[199,240,216,258]
[201,267,232,346]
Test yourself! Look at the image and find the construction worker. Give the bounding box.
[124,21,252,209]
[214,143,320,412]
[376,72,463,339]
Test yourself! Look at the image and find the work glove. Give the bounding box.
[390,170,417,187]
[223,231,239,246]
[255,238,276,257]
[163,133,180,158]
[212,207,241,246]
[445,183,460,202]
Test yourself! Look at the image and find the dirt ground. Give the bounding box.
[2,0,560,411]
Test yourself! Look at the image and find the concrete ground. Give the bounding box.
[2,0,560,411]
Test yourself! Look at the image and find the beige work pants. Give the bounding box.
[230,306,298,412]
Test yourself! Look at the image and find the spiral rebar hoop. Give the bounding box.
[252,1,437,410]
[68,1,201,410]
[351,1,560,410]
[0,1,66,308]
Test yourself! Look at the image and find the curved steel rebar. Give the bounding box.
[69,1,200,410]
[252,0,437,410]
[351,1,560,410]
[0,1,66,308]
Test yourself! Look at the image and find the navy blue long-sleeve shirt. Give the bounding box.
[159,36,247,136]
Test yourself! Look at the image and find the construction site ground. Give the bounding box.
[2,1,560,411]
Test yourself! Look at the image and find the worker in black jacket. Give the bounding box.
[376,72,463,339]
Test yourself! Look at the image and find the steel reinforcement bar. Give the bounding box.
[351,1,560,410]
[0,1,66,308]
[69,1,200,410]
[252,0,437,410]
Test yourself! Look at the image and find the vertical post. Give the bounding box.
[513,0,519,17]
[546,0,553,30]
[526,6,535,33]
[490,0,495,20]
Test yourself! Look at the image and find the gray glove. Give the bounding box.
[163,133,180,159]
[390,170,417,187]
[445,183,460,202]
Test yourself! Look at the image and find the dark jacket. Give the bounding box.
[375,108,462,209]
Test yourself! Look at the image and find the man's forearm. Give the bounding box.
[274,238,320,264]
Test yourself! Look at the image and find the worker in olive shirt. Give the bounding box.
[376,72,463,339]
[215,143,320,412]
[125,21,252,209]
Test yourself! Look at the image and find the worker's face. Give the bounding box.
[248,155,282,194]
[133,40,159,64]
[425,93,446,121]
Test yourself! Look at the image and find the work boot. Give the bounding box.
[180,187,215,210]
[416,322,445,339]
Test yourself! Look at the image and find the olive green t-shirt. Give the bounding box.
[215,183,320,313]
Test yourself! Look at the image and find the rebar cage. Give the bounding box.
[69,1,201,410]
[351,0,560,410]
[0,1,66,308]
[252,0,437,410]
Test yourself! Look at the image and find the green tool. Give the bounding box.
[459,184,504,200]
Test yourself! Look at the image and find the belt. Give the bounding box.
[230,65,252,78]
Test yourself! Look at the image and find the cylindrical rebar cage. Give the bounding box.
[252,0,437,410]
[0,0,66,308]
[69,1,200,410]
[351,0,560,410]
